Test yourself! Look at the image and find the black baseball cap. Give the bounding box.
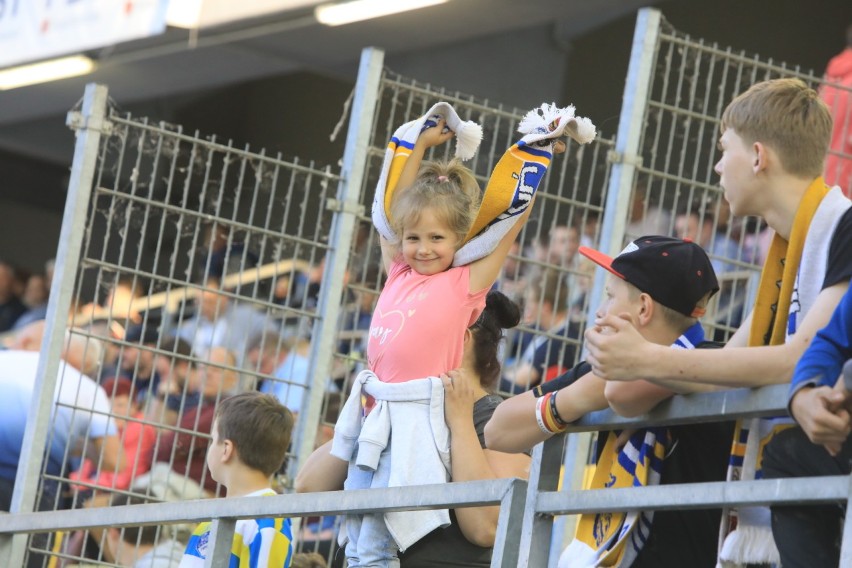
[579,235,719,317]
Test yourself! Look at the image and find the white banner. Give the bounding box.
[0,0,168,69]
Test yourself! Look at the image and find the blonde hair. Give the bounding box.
[390,159,481,246]
[721,78,831,178]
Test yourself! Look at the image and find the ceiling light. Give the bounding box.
[166,0,204,29]
[315,0,448,26]
[0,55,96,91]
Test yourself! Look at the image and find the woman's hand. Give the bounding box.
[442,368,476,430]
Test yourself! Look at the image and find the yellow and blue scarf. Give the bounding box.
[561,323,704,568]
[371,102,596,267]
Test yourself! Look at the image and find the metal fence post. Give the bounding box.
[840,474,852,567]
[204,518,237,568]
[0,83,110,567]
[517,435,565,567]
[492,478,528,568]
[293,47,385,470]
[585,7,661,332]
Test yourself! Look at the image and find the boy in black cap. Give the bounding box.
[486,236,732,568]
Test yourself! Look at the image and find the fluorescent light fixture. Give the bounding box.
[166,0,204,29]
[315,0,448,26]
[0,55,96,91]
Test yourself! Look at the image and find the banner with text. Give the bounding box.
[0,0,168,68]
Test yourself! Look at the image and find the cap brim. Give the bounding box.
[578,246,626,280]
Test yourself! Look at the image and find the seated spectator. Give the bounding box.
[12,272,49,331]
[500,269,580,394]
[257,332,312,415]
[625,179,672,241]
[135,346,240,501]
[578,210,599,249]
[0,260,26,332]
[246,331,290,390]
[144,336,196,429]
[674,206,741,274]
[0,322,123,568]
[333,266,383,388]
[199,223,259,282]
[486,237,731,568]
[62,377,158,566]
[181,392,294,567]
[73,275,146,330]
[172,276,274,364]
[534,224,581,271]
[115,323,162,405]
[104,493,184,567]
[69,377,156,496]
[493,240,527,304]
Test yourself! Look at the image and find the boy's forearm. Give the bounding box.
[604,380,675,417]
[484,393,551,453]
[642,343,796,388]
[555,373,607,421]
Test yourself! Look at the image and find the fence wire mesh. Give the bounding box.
[5,7,850,567]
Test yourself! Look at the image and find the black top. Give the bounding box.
[399,394,503,568]
[538,346,733,568]
[823,206,852,289]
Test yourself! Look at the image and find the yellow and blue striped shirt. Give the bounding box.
[180,489,293,568]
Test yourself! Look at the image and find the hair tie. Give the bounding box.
[437,175,449,183]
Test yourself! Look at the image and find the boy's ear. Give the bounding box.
[752,141,769,173]
[636,292,654,327]
[221,439,235,463]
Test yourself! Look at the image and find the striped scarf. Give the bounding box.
[717,179,850,567]
[560,323,704,568]
[371,102,595,267]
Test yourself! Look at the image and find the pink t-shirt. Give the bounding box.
[367,260,488,383]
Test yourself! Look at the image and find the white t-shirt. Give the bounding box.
[0,350,115,480]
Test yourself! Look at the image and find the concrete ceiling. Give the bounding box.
[0,0,653,166]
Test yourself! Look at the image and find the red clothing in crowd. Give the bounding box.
[821,46,852,196]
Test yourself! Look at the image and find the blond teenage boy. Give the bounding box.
[584,78,852,565]
[180,392,295,568]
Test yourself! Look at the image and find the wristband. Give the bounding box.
[535,394,552,434]
[549,389,569,427]
[536,392,569,434]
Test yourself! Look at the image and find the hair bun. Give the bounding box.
[484,290,521,329]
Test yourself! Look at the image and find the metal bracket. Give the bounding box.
[606,150,643,167]
[66,110,114,135]
[325,198,365,216]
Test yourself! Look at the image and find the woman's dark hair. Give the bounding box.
[470,290,520,390]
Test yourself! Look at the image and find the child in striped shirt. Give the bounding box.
[180,392,295,568]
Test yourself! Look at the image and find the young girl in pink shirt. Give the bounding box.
[367,119,522,384]
[332,104,594,567]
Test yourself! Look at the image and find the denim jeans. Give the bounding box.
[342,454,399,568]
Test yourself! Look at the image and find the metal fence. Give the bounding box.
[0,6,848,568]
